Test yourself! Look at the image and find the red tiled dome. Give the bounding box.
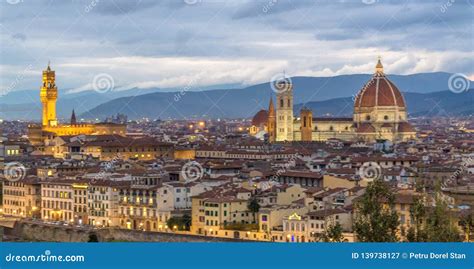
[354,74,406,109]
[354,60,406,109]
[252,109,268,126]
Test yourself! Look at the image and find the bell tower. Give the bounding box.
[267,96,276,143]
[275,77,294,141]
[300,107,313,141]
[40,62,58,127]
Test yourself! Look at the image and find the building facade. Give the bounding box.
[250,59,417,143]
[28,64,127,147]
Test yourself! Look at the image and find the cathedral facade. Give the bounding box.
[250,59,416,143]
[28,64,126,146]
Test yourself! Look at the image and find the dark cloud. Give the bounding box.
[93,0,159,15]
[11,33,27,42]
[0,0,472,92]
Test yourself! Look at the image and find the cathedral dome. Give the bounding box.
[252,109,269,126]
[354,59,406,110]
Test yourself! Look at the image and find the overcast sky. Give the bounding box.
[0,0,473,95]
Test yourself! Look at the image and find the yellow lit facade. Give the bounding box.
[28,64,127,146]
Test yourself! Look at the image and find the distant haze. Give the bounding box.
[1,72,471,120]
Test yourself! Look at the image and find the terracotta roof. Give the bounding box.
[66,135,173,148]
[354,74,406,108]
[251,109,268,126]
[312,117,353,122]
[307,208,347,218]
[356,123,376,133]
[279,170,323,179]
[398,122,415,133]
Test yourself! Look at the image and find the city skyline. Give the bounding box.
[0,0,473,254]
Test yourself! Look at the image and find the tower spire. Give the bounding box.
[71,109,77,125]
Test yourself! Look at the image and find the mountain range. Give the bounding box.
[0,72,471,120]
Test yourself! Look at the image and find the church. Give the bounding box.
[28,64,127,146]
[249,59,416,143]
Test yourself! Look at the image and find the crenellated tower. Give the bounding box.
[40,63,58,127]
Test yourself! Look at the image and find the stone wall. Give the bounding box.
[5,221,243,242]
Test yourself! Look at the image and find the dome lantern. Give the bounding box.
[375,57,384,74]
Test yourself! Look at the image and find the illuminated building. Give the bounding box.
[250,59,417,143]
[28,63,127,147]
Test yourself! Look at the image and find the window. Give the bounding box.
[384,115,389,120]
[280,99,284,108]
[366,115,371,121]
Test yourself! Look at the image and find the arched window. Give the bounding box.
[329,126,334,131]
[287,99,291,108]
[384,115,389,120]
[365,115,371,121]
[280,99,284,108]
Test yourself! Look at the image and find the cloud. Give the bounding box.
[93,0,160,15]
[11,33,27,42]
[0,0,472,93]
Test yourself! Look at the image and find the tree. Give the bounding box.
[354,180,399,242]
[414,173,425,193]
[167,214,192,231]
[406,196,427,242]
[459,210,474,242]
[423,195,462,242]
[319,222,344,242]
[248,198,260,224]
